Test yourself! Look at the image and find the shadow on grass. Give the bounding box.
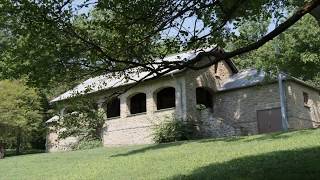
[242,129,315,143]
[111,141,186,157]
[4,149,45,158]
[111,129,317,158]
[167,146,320,180]
[198,129,316,144]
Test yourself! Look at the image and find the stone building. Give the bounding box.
[46,48,320,152]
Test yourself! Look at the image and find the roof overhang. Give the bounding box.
[50,47,238,103]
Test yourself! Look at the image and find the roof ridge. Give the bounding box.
[160,46,217,60]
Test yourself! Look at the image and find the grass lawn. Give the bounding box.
[1,129,320,180]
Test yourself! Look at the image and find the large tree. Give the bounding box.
[0,80,42,157]
[0,0,319,90]
[230,14,320,87]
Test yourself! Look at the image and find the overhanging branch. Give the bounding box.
[187,0,320,70]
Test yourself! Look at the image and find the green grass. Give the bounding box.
[1,129,320,180]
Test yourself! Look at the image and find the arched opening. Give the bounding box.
[106,98,120,118]
[156,87,175,110]
[130,93,146,114]
[196,87,213,108]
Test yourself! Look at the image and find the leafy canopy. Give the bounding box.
[231,14,320,87]
[0,80,42,145]
[0,0,318,89]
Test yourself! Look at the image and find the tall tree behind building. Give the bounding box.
[230,14,320,87]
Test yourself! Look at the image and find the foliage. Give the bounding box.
[0,80,42,128]
[72,139,102,151]
[54,97,106,141]
[152,116,194,143]
[230,14,320,87]
[1,129,320,179]
[0,80,43,153]
[0,0,316,88]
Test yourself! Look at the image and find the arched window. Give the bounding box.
[196,87,213,108]
[156,87,175,110]
[130,93,146,114]
[106,98,120,118]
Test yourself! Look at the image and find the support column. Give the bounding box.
[120,95,127,118]
[146,91,154,115]
[175,77,187,120]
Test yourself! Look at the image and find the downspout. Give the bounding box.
[278,72,289,131]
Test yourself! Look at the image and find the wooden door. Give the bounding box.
[257,108,282,133]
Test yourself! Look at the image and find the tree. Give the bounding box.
[230,14,320,87]
[0,0,318,91]
[0,80,42,156]
[53,97,106,142]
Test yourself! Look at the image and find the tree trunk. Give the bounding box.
[0,143,4,159]
[16,129,22,155]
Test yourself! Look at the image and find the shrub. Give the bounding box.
[153,117,195,143]
[54,97,106,141]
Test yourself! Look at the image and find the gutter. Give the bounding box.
[278,73,289,131]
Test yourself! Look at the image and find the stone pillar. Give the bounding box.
[174,77,187,121]
[146,91,154,115]
[175,81,182,119]
[120,95,127,118]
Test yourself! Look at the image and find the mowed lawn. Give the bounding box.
[1,129,320,180]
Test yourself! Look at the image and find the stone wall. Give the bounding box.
[196,108,239,137]
[47,61,320,151]
[103,109,175,146]
[184,59,234,122]
[213,83,281,135]
[181,59,236,138]
[46,58,236,150]
[46,125,79,152]
[101,74,185,146]
[101,57,233,146]
[50,57,320,149]
[286,81,320,129]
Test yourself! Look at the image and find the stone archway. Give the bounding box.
[196,87,214,109]
[155,87,176,110]
[129,93,147,114]
[103,97,120,118]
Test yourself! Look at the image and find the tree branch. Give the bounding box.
[187,0,320,70]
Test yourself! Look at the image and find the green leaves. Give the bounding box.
[231,14,320,87]
[0,80,43,148]
[152,116,195,143]
[0,0,317,90]
[54,97,106,140]
[0,80,42,127]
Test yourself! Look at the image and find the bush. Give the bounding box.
[153,117,195,143]
[72,139,102,150]
[55,97,106,141]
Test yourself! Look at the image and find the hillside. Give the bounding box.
[1,129,320,180]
